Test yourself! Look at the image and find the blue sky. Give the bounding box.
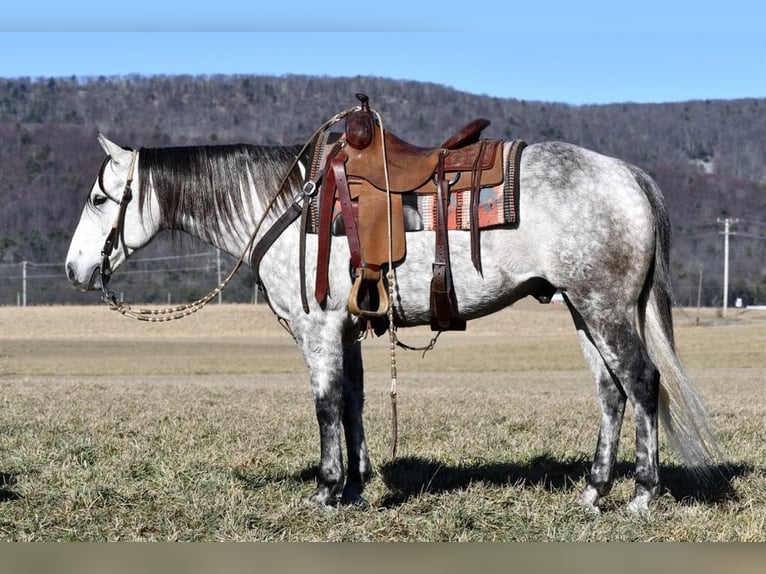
[1,1,764,105]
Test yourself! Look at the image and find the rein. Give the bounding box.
[99,107,360,322]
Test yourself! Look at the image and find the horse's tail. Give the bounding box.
[634,167,723,479]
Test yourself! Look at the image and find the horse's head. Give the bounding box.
[66,134,160,292]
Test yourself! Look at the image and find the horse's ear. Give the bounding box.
[97,133,132,166]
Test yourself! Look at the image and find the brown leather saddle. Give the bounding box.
[313,94,509,332]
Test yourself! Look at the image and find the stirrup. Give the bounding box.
[348,266,388,318]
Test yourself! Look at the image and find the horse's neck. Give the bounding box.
[161,186,262,260]
[146,143,302,262]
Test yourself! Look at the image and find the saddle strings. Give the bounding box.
[369,110,400,460]
[370,110,445,460]
[104,106,362,322]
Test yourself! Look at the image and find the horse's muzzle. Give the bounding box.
[87,266,104,291]
[66,263,102,292]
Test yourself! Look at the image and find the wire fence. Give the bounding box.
[0,250,261,306]
[0,241,762,310]
[0,257,749,310]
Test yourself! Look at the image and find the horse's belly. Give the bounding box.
[390,229,540,326]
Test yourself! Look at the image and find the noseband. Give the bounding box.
[100,150,138,300]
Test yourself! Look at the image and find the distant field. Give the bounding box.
[0,301,764,541]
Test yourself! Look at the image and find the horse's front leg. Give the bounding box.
[294,313,363,506]
[305,347,345,505]
[341,340,372,505]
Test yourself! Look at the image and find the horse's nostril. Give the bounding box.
[66,263,75,283]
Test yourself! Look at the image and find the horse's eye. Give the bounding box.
[92,195,109,207]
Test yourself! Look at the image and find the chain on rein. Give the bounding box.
[99,108,360,322]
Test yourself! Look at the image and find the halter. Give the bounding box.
[99,149,137,301]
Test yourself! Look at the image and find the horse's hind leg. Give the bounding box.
[569,304,627,512]
[340,340,372,505]
[566,297,660,513]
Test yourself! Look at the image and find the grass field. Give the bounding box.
[0,300,764,541]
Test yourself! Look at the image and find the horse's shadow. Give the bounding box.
[234,455,753,509]
[378,454,592,507]
[377,455,750,508]
[0,471,22,502]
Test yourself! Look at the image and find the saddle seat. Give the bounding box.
[344,115,493,192]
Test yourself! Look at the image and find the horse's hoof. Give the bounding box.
[340,491,368,509]
[307,486,339,508]
[579,485,601,515]
[626,494,651,515]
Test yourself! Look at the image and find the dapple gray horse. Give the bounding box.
[65,133,721,513]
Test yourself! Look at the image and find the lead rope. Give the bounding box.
[371,110,399,461]
[104,106,361,322]
[370,110,446,460]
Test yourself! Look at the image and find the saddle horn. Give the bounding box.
[345,93,375,150]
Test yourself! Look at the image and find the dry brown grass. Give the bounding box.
[0,300,764,540]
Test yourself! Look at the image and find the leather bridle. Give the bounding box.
[99,149,138,300]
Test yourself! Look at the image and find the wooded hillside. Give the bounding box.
[1,74,764,305]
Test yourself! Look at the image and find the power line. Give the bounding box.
[0,251,217,270]
[738,219,766,228]
[107,266,214,276]
[730,232,766,240]
[130,252,214,263]
[680,233,720,241]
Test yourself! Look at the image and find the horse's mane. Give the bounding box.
[137,143,303,242]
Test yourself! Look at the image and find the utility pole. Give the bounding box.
[216,249,223,304]
[696,266,703,325]
[718,217,739,318]
[21,261,27,307]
